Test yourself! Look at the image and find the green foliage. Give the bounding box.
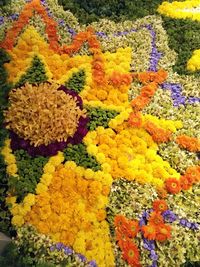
[161,17,200,76]
[8,149,49,202]
[58,0,163,24]
[65,69,86,93]
[63,143,101,171]
[86,106,119,131]
[182,262,200,267]
[0,49,14,236]
[15,56,48,88]
[0,0,11,6]
[0,242,56,267]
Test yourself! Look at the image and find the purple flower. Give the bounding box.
[190,223,199,230]
[64,247,73,255]
[150,250,158,261]
[150,260,158,267]
[77,253,86,262]
[49,246,55,252]
[179,218,187,227]
[0,16,4,25]
[88,260,97,267]
[56,242,64,250]
[162,210,177,223]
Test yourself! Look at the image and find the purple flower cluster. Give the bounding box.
[142,238,158,267]
[145,25,162,72]
[50,242,97,266]
[179,219,199,230]
[162,210,199,230]
[161,82,200,107]
[139,209,152,227]
[162,210,177,223]
[9,86,89,157]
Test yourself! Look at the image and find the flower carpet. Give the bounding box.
[0,0,199,266]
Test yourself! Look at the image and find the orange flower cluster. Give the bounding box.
[109,71,132,87]
[165,165,200,194]
[134,69,168,84]
[114,215,141,266]
[131,69,167,111]
[128,112,143,127]
[144,121,172,143]
[141,199,171,242]
[0,0,60,52]
[61,27,100,55]
[176,135,200,152]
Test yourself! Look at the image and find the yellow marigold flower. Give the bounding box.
[23,193,35,206]
[48,152,64,166]
[23,203,31,213]
[43,163,55,174]
[36,183,48,194]
[12,215,24,227]
[4,154,16,164]
[87,144,98,155]
[96,153,106,163]
[64,160,77,169]
[101,163,111,173]
[84,169,94,179]
[41,173,53,185]
[6,163,18,176]
[6,196,16,206]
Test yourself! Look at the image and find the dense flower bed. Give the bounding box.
[0,0,199,266]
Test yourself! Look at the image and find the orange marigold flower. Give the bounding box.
[180,175,192,190]
[131,96,149,111]
[124,219,140,238]
[165,178,181,194]
[149,211,164,226]
[114,215,128,229]
[141,224,156,240]
[153,199,168,212]
[141,82,157,98]
[122,240,141,267]
[155,224,171,242]
[128,112,142,128]
[184,165,200,183]
[176,135,200,152]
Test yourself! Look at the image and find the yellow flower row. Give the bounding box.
[1,139,18,177]
[142,114,183,132]
[158,0,200,21]
[187,49,200,71]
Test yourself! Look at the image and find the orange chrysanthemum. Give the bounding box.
[144,121,172,143]
[122,240,141,267]
[116,229,127,249]
[128,112,143,128]
[124,219,140,238]
[114,215,127,229]
[176,135,200,152]
[184,165,200,184]
[149,211,164,225]
[153,199,168,212]
[141,224,156,240]
[180,175,192,190]
[155,224,171,242]
[141,82,157,98]
[165,178,181,194]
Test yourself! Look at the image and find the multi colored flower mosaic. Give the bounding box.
[0,0,199,267]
